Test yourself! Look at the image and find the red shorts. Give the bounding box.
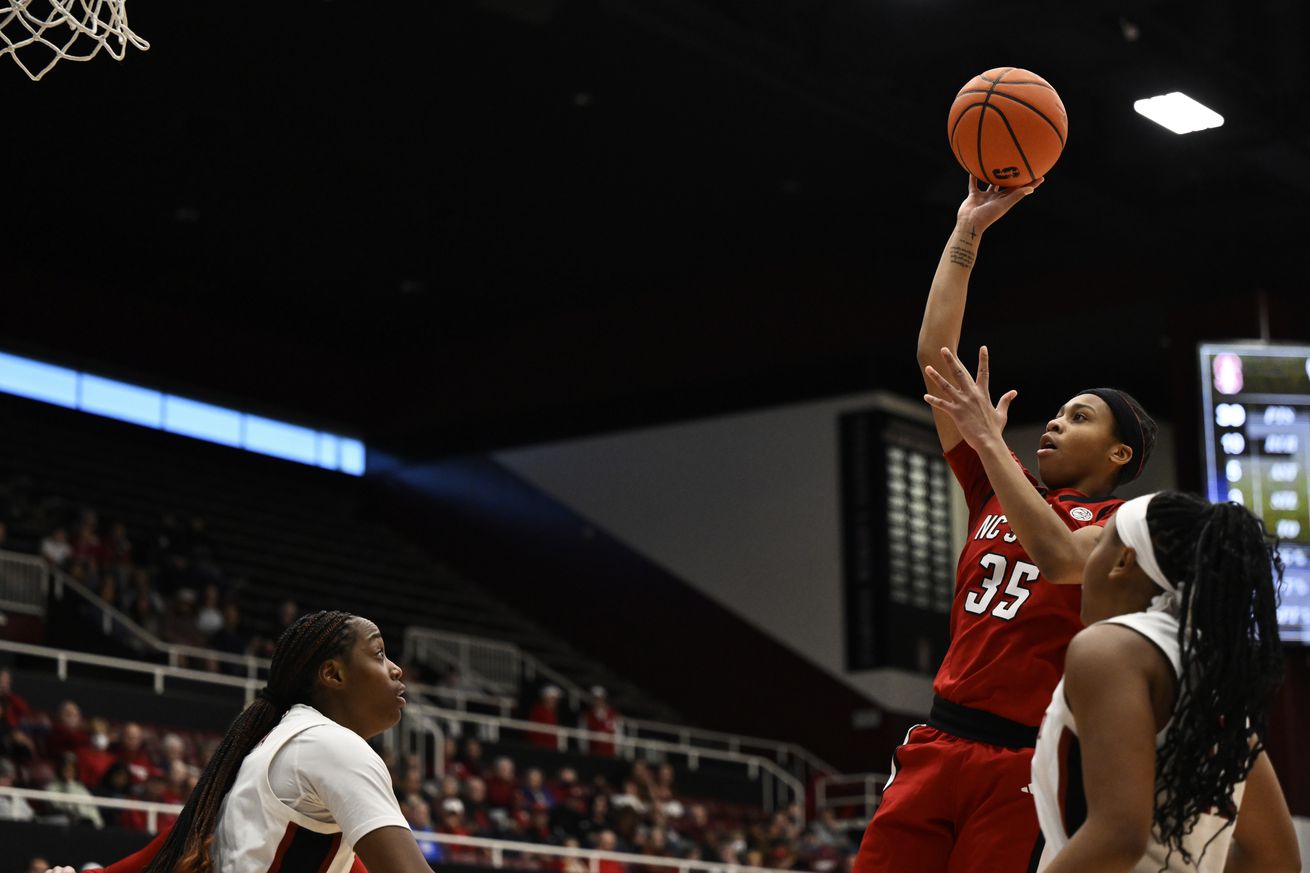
[853,725,1043,873]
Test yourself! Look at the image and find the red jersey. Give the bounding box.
[934,442,1122,727]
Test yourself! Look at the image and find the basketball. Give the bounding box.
[947,67,1067,187]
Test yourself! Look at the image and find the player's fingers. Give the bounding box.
[923,365,959,396]
[923,393,950,411]
[977,345,990,392]
[997,389,1018,416]
[940,347,973,382]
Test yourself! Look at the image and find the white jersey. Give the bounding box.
[1032,610,1243,873]
[211,704,409,873]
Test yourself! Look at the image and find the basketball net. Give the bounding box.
[1,0,147,81]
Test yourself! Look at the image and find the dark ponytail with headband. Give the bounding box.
[1142,493,1284,867]
[144,610,357,873]
[1079,387,1157,484]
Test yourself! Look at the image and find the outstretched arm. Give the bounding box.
[918,174,1041,452]
[924,345,1101,584]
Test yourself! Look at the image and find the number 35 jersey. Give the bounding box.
[934,441,1123,728]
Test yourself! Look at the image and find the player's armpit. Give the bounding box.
[1224,751,1300,873]
[1040,626,1162,873]
[354,825,436,873]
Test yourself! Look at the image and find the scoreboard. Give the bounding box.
[840,395,956,674]
[1200,342,1310,643]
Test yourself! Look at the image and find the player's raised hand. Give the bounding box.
[957,173,1042,235]
[922,345,1017,450]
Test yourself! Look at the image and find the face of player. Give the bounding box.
[1036,393,1125,490]
[332,618,406,739]
[1080,516,1152,624]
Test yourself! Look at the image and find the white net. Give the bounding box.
[1,0,147,81]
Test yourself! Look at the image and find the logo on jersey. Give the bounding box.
[974,514,1018,543]
[1070,507,1094,523]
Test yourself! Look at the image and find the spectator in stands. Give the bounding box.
[158,733,196,781]
[550,767,588,837]
[72,515,105,568]
[402,795,443,864]
[581,687,619,757]
[40,527,71,568]
[161,589,208,657]
[0,692,36,755]
[394,758,436,809]
[195,583,224,638]
[650,763,676,806]
[519,767,556,810]
[210,603,250,673]
[577,793,612,846]
[120,567,163,614]
[76,717,117,787]
[46,751,104,828]
[95,760,135,828]
[252,599,299,658]
[524,802,555,844]
[594,830,625,873]
[119,771,179,833]
[526,685,562,749]
[452,736,484,782]
[0,669,33,728]
[102,521,134,581]
[485,756,518,812]
[462,776,494,835]
[436,773,462,805]
[0,757,35,821]
[113,721,160,784]
[436,797,470,836]
[45,700,88,758]
[560,837,588,873]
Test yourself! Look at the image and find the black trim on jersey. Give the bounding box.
[281,827,342,873]
[1095,504,1118,521]
[1062,734,1088,837]
[928,696,1038,749]
[1056,494,1119,504]
[1025,832,1045,873]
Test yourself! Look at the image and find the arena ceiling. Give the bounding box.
[5,0,1308,464]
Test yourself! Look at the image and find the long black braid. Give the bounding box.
[1145,492,1284,866]
[144,610,357,873]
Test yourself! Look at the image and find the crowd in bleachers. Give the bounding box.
[0,668,194,834]
[1,667,856,871]
[387,735,856,871]
[1,483,861,871]
[0,479,294,668]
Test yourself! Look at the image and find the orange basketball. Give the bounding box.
[947,67,1067,187]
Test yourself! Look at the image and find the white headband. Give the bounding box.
[1114,493,1176,594]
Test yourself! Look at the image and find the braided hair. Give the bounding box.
[1144,492,1284,866]
[144,610,357,873]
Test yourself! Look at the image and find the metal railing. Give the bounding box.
[814,772,887,829]
[0,785,181,834]
[0,549,48,616]
[45,560,271,679]
[417,830,781,873]
[621,719,837,784]
[409,702,805,817]
[0,638,258,702]
[404,627,837,787]
[15,547,837,796]
[0,787,785,873]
